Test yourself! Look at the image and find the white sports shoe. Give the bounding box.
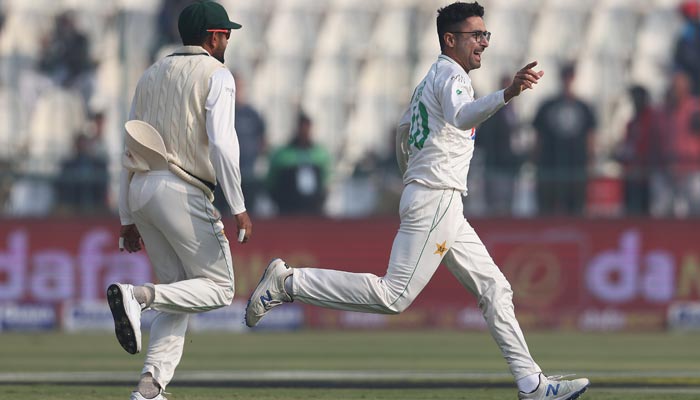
[518,374,589,400]
[245,258,293,327]
[107,283,142,354]
[130,390,167,400]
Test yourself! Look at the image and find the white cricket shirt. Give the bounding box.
[398,54,507,195]
[206,68,246,216]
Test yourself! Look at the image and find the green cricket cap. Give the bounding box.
[178,1,242,42]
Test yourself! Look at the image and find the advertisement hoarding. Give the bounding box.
[1,217,698,331]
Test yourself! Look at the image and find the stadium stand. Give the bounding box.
[0,0,694,216]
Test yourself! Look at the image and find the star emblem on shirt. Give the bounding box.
[434,241,448,257]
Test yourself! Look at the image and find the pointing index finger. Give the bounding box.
[523,60,538,70]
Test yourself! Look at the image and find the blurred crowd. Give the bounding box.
[0,0,699,219]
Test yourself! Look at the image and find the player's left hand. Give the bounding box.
[504,61,544,102]
[234,211,253,244]
[119,224,143,253]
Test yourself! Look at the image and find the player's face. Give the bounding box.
[451,17,489,72]
[211,31,229,63]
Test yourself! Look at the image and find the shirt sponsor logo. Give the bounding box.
[450,74,467,84]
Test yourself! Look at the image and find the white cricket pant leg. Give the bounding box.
[141,312,189,388]
[293,183,461,313]
[128,171,235,388]
[442,222,541,380]
[292,182,540,381]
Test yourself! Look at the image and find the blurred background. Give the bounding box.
[0,0,699,334]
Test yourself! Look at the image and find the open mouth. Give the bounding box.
[474,49,483,61]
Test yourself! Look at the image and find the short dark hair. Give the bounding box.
[436,2,485,51]
[182,32,214,46]
[182,31,212,46]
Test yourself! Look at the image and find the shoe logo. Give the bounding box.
[546,383,560,397]
[260,290,273,307]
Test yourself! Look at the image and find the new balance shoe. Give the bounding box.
[518,374,589,400]
[245,258,293,327]
[130,389,167,400]
[107,283,143,354]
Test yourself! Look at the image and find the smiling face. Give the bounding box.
[443,16,489,73]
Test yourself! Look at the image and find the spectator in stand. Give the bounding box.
[267,112,331,215]
[213,73,266,216]
[54,132,108,215]
[350,129,404,216]
[152,0,191,60]
[663,71,700,216]
[532,63,596,215]
[86,111,108,159]
[614,85,662,216]
[674,1,700,96]
[476,75,524,216]
[38,11,95,103]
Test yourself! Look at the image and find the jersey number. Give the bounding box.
[408,101,429,150]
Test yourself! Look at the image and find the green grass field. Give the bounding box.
[1,330,699,399]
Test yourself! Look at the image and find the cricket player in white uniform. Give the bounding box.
[246,3,589,400]
[106,2,250,399]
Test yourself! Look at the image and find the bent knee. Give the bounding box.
[375,278,417,314]
[222,286,234,306]
[376,295,413,315]
[374,305,402,315]
[215,280,235,307]
[376,305,402,315]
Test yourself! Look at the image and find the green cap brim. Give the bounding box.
[210,20,241,30]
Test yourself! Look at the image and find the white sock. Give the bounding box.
[284,275,293,297]
[136,373,160,398]
[517,373,541,393]
[133,285,155,308]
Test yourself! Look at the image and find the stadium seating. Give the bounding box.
[0,0,690,216]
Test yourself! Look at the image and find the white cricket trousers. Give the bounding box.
[293,182,541,379]
[128,171,235,388]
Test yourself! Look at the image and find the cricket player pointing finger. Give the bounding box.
[106,1,250,399]
[245,2,589,400]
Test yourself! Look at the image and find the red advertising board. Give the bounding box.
[1,217,698,331]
